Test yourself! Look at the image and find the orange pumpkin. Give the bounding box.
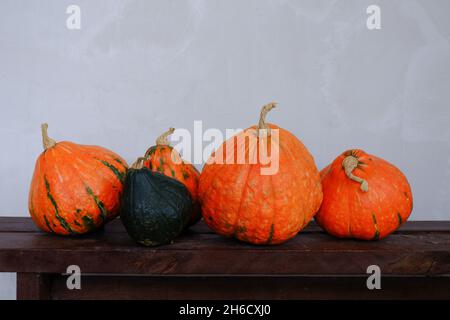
[316,149,413,240]
[198,103,323,244]
[143,128,201,226]
[28,124,128,235]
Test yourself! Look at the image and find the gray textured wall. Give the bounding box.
[1,0,449,299]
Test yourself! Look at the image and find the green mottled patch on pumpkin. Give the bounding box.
[348,225,354,238]
[397,212,403,226]
[235,226,246,234]
[182,171,189,180]
[85,185,108,220]
[113,157,126,167]
[171,169,176,178]
[146,147,157,157]
[223,221,232,229]
[99,159,125,183]
[157,167,163,173]
[82,215,97,232]
[45,176,75,234]
[373,230,380,241]
[44,215,54,233]
[267,224,275,244]
[372,213,377,225]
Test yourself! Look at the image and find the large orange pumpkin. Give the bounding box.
[316,149,413,240]
[143,128,201,226]
[28,124,128,235]
[198,103,323,244]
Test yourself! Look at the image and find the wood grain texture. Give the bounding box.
[1,218,450,276]
[49,275,450,300]
[16,273,52,300]
[2,217,450,300]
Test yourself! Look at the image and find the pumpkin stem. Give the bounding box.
[41,123,56,150]
[257,102,277,136]
[156,127,175,146]
[342,156,369,192]
[131,157,147,170]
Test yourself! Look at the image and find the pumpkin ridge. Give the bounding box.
[276,131,319,231]
[29,189,37,220]
[98,159,126,183]
[71,151,120,194]
[75,144,128,173]
[199,156,231,202]
[43,215,54,233]
[349,190,362,238]
[48,146,97,229]
[348,179,362,238]
[82,215,97,232]
[44,176,75,234]
[277,136,308,227]
[112,156,127,169]
[30,160,47,231]
[50,145,105,230]
[373,230,380,240]
[142,170,189,214]
[140,172,174,235]
[397,212,403,226]
[277,130,312,183]
[232,152,255,238]
[267,171,277,242]
[267,223,275,244]
[372,212,379,232]
[55,142,74,154]
[103,153,128,172]
[85,185,108,221]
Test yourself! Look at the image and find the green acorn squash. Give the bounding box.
[120,157,192,246]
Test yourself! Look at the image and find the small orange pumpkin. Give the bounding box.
[316,149,413,240]
[28,124,128,235]
[143,128,201,226]
[198,103,323,244]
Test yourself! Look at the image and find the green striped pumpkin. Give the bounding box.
[28,124,128,235]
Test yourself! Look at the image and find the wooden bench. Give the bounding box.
[0,217,449,300]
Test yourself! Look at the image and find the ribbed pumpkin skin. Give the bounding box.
[120,168,192,246]
[28,141,128,235]
[198,123,323,245]
[144,145,201,226]
[316,149,413,240]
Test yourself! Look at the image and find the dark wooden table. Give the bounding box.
[0,217,449,300]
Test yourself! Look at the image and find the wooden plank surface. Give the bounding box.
[49,275,450,300]
[16,273,51,300]
[1,217,450,276]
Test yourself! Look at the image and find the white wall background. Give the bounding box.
[1,0,449,299]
